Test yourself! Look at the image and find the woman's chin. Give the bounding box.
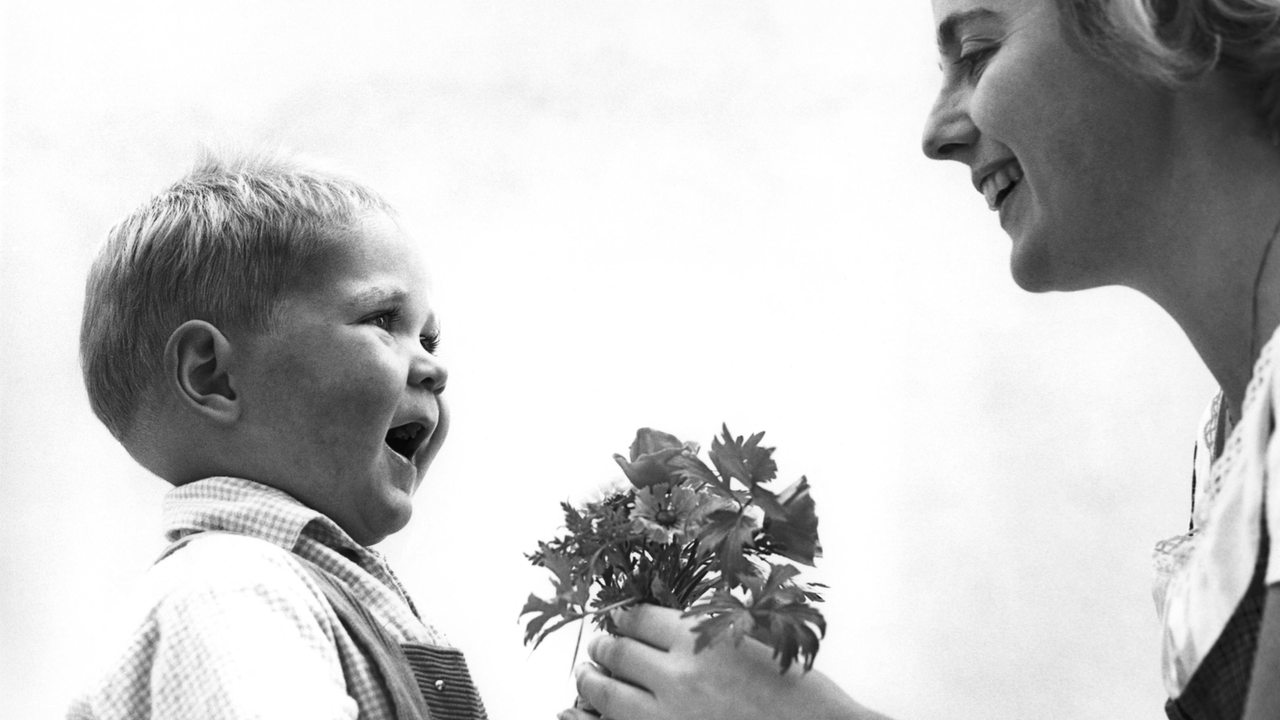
[1008,246,1060,293]
[1007,236,1100,294]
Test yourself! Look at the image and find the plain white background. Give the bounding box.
[1,2,1214,718]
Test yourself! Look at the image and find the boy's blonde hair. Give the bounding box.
[80,152,392,441]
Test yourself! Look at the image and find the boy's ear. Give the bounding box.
[163,320,240,425]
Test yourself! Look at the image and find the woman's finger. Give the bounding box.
[574,662,657,720]
[610,604,695,651]
[586,633,669,690]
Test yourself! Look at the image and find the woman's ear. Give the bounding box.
[163,320,240,425]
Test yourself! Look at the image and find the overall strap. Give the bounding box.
[399,644,489,720]
[154,531,206,563]
[295,555,434,720]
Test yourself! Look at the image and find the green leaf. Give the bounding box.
[695,509,758,584]
[747,563,826,671]
[680,564,827,672]
[650,575,679,607]
[749,485,788,521]
[709,425,778,490]
[669,452,722,491]
[685,591,755,652]
[757,561,802,598]
[520,593,581,648]
[561,501,590,536]
[756,601,825,672]
[762,476,821,565]
[533,543,591,609]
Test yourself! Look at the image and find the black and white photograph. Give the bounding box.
[4,1,1279,718]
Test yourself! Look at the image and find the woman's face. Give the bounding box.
[922,0,1175,292]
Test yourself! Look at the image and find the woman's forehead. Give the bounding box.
[932,0,1032,24]
[931,0,1043,48]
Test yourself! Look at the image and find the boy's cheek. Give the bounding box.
[429,400,451,452]
[250,364,388,439]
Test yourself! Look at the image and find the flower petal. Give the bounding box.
[628,428,685,461]
[614,449,683,488]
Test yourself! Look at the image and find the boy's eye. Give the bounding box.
[420,332,441,354]
[367,309,401,331]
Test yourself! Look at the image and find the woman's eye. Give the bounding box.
[420,332,441,354]
[957,45,996,80]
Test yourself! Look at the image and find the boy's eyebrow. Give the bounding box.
[937,7,1001,49]
[348,285,409,307]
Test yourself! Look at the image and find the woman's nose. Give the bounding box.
[922,85,978,161]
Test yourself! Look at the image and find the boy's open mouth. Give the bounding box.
[385,422,428,461]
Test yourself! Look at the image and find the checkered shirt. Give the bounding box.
[67,476,452,720]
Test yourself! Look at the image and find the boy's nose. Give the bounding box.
[410,346,448,392]
[922,86,978,161]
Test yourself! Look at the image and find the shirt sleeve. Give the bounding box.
[73,535,361,720]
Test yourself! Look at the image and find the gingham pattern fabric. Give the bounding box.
[1153,327,1280,711]
[68,476,453,719]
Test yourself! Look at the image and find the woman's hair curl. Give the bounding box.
[1059,0,1280,140]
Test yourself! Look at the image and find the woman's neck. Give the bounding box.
[1132,78,1280,421]
[1142,171,1280,423]
[1171,228,1280,424]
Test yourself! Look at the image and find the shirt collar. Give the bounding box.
[162,476,368,559]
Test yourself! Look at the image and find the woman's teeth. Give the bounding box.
[981,163,1023,210]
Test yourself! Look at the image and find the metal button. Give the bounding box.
[434,679,446,691]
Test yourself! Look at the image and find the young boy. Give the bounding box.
[70,153,486,719]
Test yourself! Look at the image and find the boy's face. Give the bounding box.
[230,211,449,546]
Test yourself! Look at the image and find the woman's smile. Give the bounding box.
[923,0,1177,292]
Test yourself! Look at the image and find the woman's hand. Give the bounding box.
[562,604,886,720]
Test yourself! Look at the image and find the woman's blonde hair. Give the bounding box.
[80,152,392,441]
[1059,0,1280,139]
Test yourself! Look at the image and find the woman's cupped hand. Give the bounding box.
[563,604,883,720]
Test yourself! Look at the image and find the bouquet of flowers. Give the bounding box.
[521,426,825,672]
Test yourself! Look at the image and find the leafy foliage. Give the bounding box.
[521,426,826,672]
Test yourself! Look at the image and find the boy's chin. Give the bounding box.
[354,495,416,547]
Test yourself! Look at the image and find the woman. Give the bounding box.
[564,1,1280,718]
